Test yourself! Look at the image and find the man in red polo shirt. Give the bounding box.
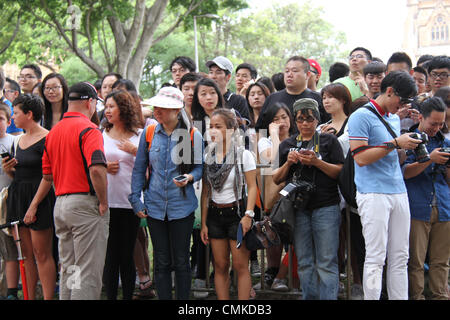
[27,82,108,300]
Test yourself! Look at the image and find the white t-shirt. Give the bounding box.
[0,134,15,189]
[209,149,256,204]
[103,129,143,209]
[257,136,272,164]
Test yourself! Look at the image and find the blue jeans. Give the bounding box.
[294,204,341,300]
[147,213,194,300]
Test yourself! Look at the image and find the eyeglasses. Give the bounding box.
[348,54,366,60]
[18,75,37,81]
[429,72,449,80]
[3,89,16,94]
[171,67,186,74]
[44,85,63,92]
[296,116,316,123]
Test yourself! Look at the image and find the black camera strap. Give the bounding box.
[364,105,397,139]
[293,131,320,184]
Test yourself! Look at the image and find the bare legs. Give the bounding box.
[210,238,251,300]
[15,227,55,300]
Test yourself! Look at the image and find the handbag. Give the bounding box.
[237,156,280,251]
[0,187,11,236]
[269,163,314,245]
[269,195,295,244]
[245,216,281,251]
[0,136,21,237]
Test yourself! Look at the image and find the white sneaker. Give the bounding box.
[193,279,209,299]
[351,283,364,300]
[271,278,289,292]
[250,260,261,277]
[253,282,261,290]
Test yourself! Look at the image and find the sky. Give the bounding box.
[247,0,408,63]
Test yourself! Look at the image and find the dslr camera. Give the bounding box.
[280,179,316,210]
[409,132,430,163]
[440,147,450,166]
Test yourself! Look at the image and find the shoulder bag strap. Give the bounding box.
[364,105,397,139]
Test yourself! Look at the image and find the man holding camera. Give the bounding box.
[348,71,422,300]
[403,96,450,300]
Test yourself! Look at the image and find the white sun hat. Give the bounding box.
[141,86,184,109]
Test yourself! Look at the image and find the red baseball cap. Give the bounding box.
[307,59,322,76]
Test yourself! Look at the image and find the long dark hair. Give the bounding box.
[40,73,69,130]
[255,102,296,137]
[191,78,224,122]
[245,81,270,127]
[174,109,195,196]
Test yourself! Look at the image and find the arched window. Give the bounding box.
[432,15,449,43]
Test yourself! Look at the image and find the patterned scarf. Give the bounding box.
[204,142,244,212]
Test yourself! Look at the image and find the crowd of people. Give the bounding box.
[0,47,448,301]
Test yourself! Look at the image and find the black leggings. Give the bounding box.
[103,208,140,300]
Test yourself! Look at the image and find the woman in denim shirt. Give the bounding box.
[129,87,203,300]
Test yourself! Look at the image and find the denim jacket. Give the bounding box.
[128,123,204,221]
[404,127,450,222]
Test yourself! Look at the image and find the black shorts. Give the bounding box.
[207,205,243,240]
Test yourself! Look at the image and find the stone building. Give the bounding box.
[403,0,450,62]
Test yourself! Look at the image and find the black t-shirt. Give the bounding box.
[276,133,344,210]
[224,90,250,120]
[255,88,330,129]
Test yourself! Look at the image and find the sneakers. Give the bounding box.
[271,278,288,292]
[250,260,261,277]
[192,279,209,299]
[351,283,364,300]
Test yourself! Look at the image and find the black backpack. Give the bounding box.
[338,105,398,208]
[338,146,369,208]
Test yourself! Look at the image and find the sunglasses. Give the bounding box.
[393,89,413,104]
[295,116,316,123]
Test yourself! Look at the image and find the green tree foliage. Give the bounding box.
[0,0,247,89]
[140,2,347,95]
[215,3,347,87]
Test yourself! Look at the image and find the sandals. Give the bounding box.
[133,279,156,300]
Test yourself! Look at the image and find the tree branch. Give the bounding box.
[98,20,113,72]
[85,1,94,58]
[0,9,21,55]
[38,0,105,76]
[153,0,205,45]
[124,0,146,49]
[106,3,126,48]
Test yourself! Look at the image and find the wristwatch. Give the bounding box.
[244,210,255,218]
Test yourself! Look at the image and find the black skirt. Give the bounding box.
[6,178,55,230]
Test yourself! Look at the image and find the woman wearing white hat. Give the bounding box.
[128,86,203,300]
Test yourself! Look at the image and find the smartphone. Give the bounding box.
[236,223,244,249]
[1,152,11,159]
[174,175,187,182]
[0,145,11,159]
